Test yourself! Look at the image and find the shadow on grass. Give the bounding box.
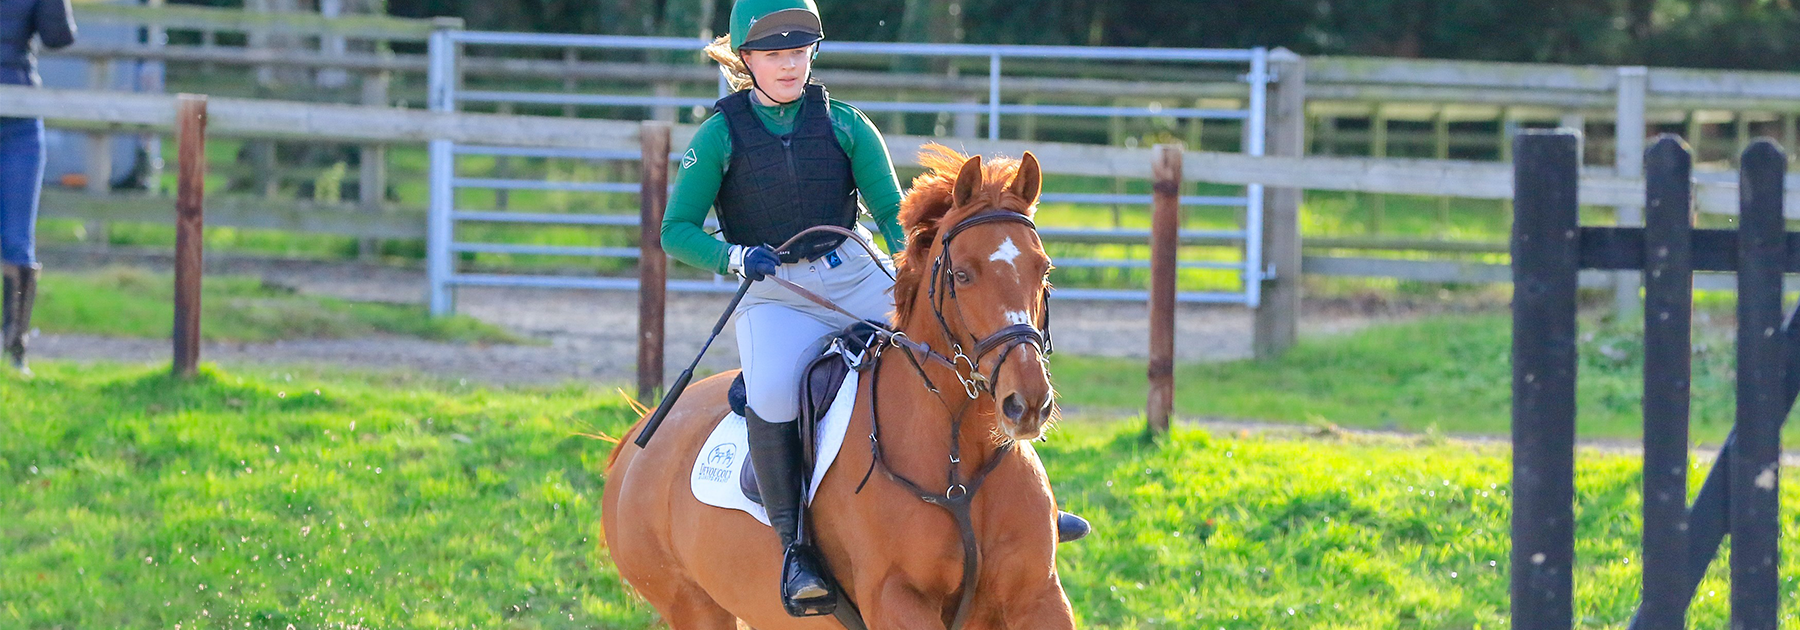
[92,363,344,416]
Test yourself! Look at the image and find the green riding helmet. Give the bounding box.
[729,0,824,52]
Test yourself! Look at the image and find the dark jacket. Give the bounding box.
[1,0,75,86]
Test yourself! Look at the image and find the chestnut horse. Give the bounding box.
[601,145,1075,630]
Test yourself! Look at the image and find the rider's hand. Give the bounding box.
[729,245,780,281]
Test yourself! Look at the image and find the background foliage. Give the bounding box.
[351,0,1800,71]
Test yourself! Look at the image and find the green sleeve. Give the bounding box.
[830,102,907,254]
[661,116,733,275]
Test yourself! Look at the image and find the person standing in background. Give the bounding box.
[0,0,75,375]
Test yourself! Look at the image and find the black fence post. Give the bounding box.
[1638,135,1694,629]
[1630,169,1800,630]
[1511,130,1582,630]
[1731,140,1785,630]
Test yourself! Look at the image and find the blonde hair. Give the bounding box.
[705,35,755,92]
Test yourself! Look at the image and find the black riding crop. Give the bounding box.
[633,277,752,448]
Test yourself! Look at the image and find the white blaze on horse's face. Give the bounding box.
[1006,310,1032,326]
[988,236,1022,272]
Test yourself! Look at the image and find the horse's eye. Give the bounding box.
[953,269,971,284]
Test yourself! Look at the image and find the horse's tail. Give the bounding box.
[597,412,648,553]
[604,417,644,472]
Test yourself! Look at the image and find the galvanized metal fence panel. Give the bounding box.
[427,29,1272,313]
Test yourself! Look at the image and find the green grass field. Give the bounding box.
[1050,304,1781,446]
[26,265,1774,447]
[5,362,1796,629]
[34,267,521,344]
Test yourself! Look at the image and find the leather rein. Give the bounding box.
[766,213,1051,630]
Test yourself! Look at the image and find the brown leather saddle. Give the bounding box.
[731,320,888,505]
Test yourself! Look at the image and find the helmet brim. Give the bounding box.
[739,31,823,51]
[738,7,823,51]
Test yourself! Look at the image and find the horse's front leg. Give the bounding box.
[1002,581,1076,630]
[861,574,950,630]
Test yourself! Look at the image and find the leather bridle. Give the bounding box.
[925,210,1054,399]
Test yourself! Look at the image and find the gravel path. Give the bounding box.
[32,248,1430,386]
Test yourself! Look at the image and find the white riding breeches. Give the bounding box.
[735,238,895,424]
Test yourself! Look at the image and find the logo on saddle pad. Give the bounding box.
[698,444,738,482]
[690,371,861,528]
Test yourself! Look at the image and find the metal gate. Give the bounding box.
[426,30,1270,314]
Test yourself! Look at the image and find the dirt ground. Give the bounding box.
[30,248,1439,387]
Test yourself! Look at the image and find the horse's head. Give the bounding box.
[894,145,1057,441]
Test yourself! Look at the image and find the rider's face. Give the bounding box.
[742,46,813,104]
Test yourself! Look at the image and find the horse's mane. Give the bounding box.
[893,144,1036,323]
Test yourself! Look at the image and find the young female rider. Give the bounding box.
[661,0,901,616]
[663,0,1085,616]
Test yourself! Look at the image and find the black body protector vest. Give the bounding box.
[714,83,860,262]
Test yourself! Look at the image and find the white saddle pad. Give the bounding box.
[689,370,859,526]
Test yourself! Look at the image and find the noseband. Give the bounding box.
[926,210,1055,398]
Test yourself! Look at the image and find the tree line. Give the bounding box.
[179,0,1800,71]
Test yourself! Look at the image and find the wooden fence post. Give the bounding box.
[1254,49,1305,359]
[637,121,671,402]
[84,59,112,247]
[1510,130,1581,630]
[173,95,208,378]
[1147,143,1182,435]
[1731,140,1785,629]
[358,58,392,259]
[1638,135,1694,629]
[1613,66,1648,317]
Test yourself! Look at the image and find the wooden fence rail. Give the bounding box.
[14,84,1799,217]
[77,3,451,40]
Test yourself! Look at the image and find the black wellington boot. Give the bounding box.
[744,408,838,617]
[1,264,34,375]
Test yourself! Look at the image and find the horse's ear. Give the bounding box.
[952,155,985,209]
[1010,152,1042,210]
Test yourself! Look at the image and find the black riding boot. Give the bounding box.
[744,408,837,617]
[1057,510,1091,543]
[2,264,35,375]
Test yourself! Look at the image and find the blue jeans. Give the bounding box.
[0,116,43,266]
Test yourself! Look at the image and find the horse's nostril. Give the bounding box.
[1040,397,1055,417]
[1002,393,1026,422]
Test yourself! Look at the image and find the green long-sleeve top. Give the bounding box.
[661,92,908,275]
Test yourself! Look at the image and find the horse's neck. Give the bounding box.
[875,320,1004,484]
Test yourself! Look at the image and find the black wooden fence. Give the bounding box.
[1512,130,1796,630]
